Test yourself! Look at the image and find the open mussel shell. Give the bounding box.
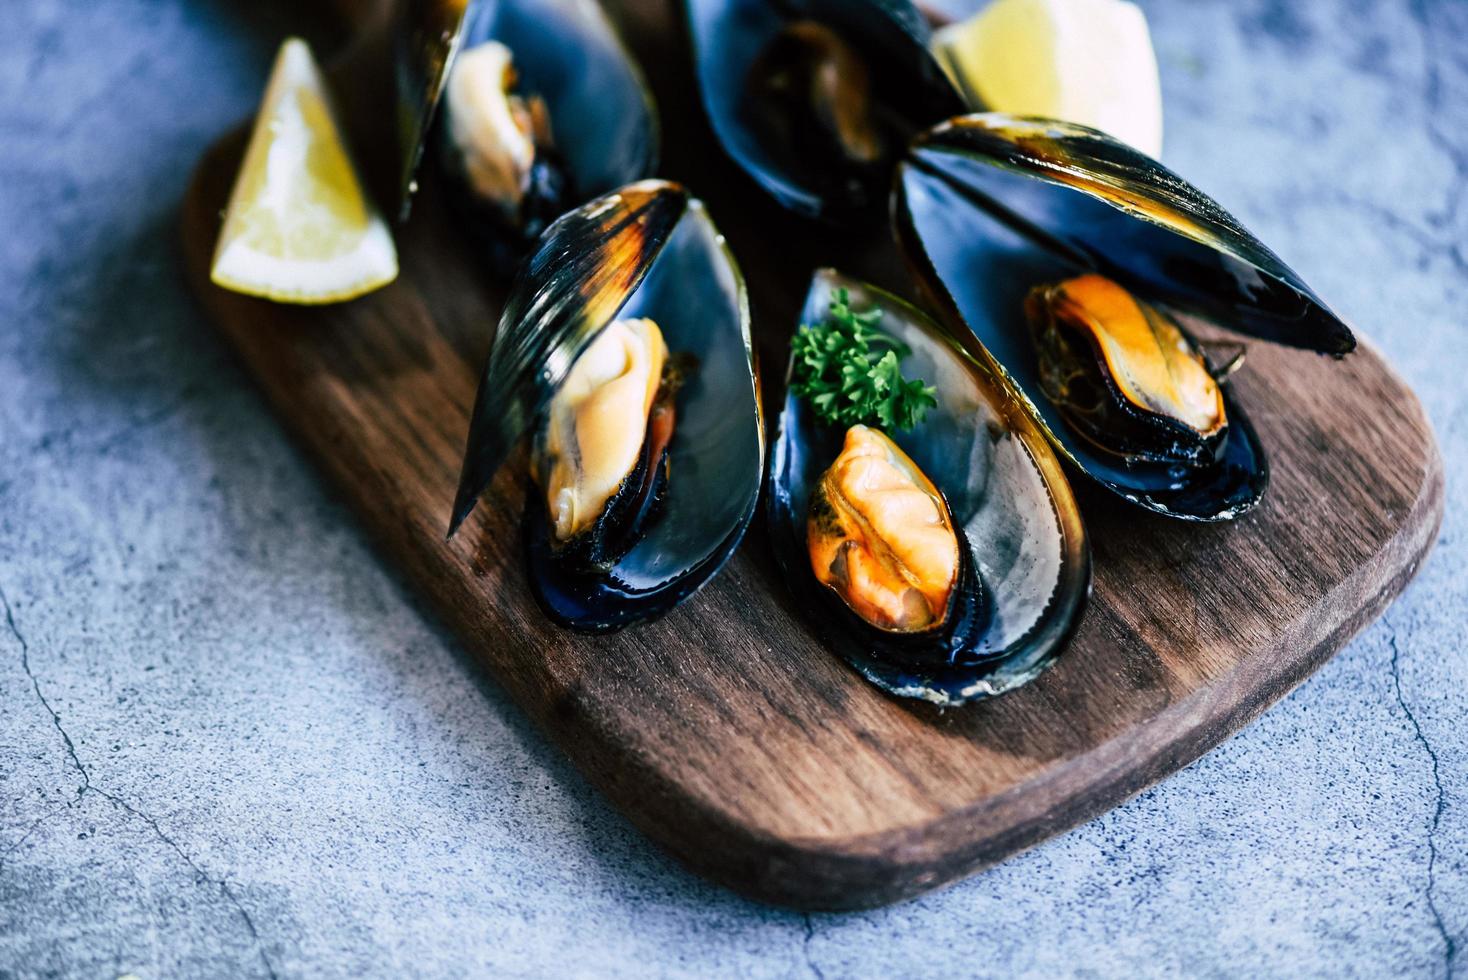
[768,269,1090,705]
[395,0,658,226]
[900,115,1356,354]
[893,114,1342,519]
[684,0,963,224]
[451,180,765,631]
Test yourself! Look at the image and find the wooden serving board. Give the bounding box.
[180,0,1443,909]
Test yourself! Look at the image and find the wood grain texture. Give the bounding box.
[179,0,1444,908]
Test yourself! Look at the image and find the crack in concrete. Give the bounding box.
[1388,620,1457,978]
[802,913,827,980]
[2,582,89,797]
[0,581,277,980]
[90,787,278,980]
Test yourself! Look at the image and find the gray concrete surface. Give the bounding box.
[1,0,1464,976]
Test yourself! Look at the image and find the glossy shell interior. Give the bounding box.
[453,181,764,631]
[902,116,1355,353]
[768,269,1090,704]
[684,0,963,223]
[894,115,1311,520]
[396,0,658,222]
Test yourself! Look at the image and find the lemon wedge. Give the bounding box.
[933,0,1164,158]
[211,38,398,304]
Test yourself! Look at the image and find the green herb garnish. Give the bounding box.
[789,289,937,432]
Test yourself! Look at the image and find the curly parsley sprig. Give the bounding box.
[789,289,937,432]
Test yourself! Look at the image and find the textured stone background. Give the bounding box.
[1,0,1464,977]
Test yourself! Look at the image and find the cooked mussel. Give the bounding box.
[807,424,991,658]
[742,20,889,206]
[439,39,570,241]
[685,0,963,223]
[395,0,658,247]
[532,316,689,572]
[1026,274,1227,471]
[451,180,764,632]
[769,269,1090,705]
[895,114,1357,519]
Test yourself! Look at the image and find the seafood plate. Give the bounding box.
[184,0,1438,907]
[396,0,1355,690]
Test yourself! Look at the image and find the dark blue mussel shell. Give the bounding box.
[451,181,765,631]
[685,0,964,224]
[896,115,1357,520]
[395,0,658,240]
[768,269,1090,704]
